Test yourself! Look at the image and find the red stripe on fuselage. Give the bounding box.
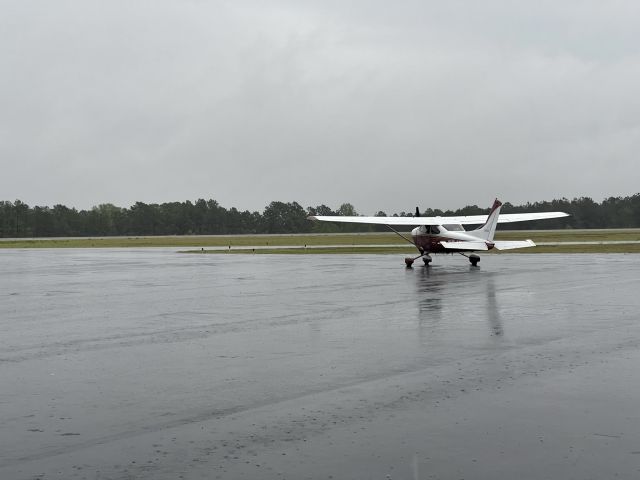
[412,235,494,252]
[413,235,448,252]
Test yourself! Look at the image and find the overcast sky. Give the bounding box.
[1,1,639,214]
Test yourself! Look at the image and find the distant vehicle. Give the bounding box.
[307,199,569,267]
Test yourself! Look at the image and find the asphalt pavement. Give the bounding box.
[2,249,640,479]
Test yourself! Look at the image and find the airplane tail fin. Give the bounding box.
[470,199,502,241]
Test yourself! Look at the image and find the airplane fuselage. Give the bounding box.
[411,224,495,253]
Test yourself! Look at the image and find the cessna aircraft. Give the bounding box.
[307,199,569,267]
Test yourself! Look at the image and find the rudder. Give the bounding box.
[470,199,502,241]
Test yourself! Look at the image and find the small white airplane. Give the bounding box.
[308,199,569,267]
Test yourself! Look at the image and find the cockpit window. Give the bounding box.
[443,224,465,231]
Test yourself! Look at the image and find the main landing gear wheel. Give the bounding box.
[406,253,431,268]
[469,254,480,267]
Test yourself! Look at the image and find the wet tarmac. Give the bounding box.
[2,249,640,479]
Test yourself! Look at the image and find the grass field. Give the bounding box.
[1,229,640,253]
[0,233,402,249]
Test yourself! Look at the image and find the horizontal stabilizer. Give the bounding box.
[493,240,536,250]
[439,241,490,251]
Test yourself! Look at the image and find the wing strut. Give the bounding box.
[385,224,417,249]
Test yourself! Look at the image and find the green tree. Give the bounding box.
[337,203,357,216]
[262,201,310,233]
[0,201,16,237]
[32,206,54,236]
[14,200,31,237]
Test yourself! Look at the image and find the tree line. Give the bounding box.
[1,194,640,238]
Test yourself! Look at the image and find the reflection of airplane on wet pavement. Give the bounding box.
[308,199,569,267]
[413,267,503,338]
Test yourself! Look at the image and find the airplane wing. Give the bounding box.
[495,212,570,223]
[308,211,569,226]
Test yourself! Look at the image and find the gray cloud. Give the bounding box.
[1,0,639,214]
